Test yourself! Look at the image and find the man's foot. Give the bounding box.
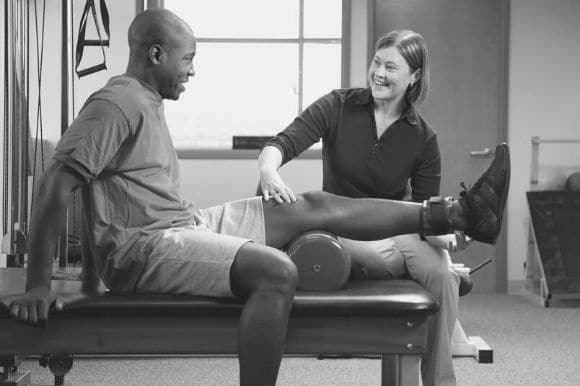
[459,143,511,244]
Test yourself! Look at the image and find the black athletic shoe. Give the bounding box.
[459,143,511,244]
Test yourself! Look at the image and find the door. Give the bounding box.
[373,0,509,292]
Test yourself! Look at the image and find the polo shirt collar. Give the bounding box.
[123,74,163,103]
[403,107,418,125]
[347,88,418,125]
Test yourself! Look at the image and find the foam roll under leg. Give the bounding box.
[286,230,351,291]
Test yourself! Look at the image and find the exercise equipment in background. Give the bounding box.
[566,172,580,191]
[75,0,110,78]
[2,0,30,268]
[527,191,580,307]
[2,0,98,271]
[450,261,494,363]
[526,136,580,307]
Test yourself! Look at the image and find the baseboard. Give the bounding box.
[508,280,524,295]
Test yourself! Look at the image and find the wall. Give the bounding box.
[508,0,580,283]
[179,159,321,209]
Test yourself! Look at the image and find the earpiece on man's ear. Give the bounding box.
[150,45,162,62]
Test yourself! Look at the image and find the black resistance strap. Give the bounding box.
[75,0,110,78]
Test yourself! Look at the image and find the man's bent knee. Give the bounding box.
[230,243,298,298]
[258,250,298,294]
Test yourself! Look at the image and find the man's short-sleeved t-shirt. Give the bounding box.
[54,75,206,289]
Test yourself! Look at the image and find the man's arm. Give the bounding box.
[2,160,86,325]
[79,204,101,294]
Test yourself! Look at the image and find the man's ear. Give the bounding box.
[149,45,163,64]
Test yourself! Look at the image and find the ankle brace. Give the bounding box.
[420,196,453,240]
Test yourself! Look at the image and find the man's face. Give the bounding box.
[157,33,196,100]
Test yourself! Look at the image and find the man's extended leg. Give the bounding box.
[263,143,510,248]
[264,193,425,247]
[229,242,298,386]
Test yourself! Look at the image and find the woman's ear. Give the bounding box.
[411,68,422,85]
[149,45,163,64]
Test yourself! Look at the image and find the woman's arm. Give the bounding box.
[258,92,338,202]
[411,133,441,202]
[258,146,296,203]
[262,92,336,163]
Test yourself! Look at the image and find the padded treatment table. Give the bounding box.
[0,268,439,386]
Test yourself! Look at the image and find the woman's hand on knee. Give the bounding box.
[260,170,296,204]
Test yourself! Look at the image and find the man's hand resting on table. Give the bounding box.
[0,287,64,327]
[0,286,92,328]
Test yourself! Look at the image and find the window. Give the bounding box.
[162,0,345,150]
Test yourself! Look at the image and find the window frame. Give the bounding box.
[142,0,351,159]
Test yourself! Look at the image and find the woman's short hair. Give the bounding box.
[375,30,430,108]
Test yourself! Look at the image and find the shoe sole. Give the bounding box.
[490,143,510,243]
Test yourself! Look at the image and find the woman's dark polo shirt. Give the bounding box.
[264,88,441,202]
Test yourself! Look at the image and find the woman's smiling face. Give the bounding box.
[368,46,418,103]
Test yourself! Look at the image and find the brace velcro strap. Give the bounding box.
[419,201,427,240]
[430,196,449,234]
[420,196,451,238]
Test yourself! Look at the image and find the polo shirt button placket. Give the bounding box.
[369,143,380,165]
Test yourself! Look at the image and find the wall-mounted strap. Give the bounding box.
[75,0,110,78]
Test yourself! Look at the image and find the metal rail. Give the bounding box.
[2,0,30,266]
[530,136,580,186]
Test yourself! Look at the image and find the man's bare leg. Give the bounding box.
[263,191,432,248]
[264,143,511,248]
[229,242,298,386]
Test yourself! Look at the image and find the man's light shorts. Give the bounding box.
[135,197,266,297]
